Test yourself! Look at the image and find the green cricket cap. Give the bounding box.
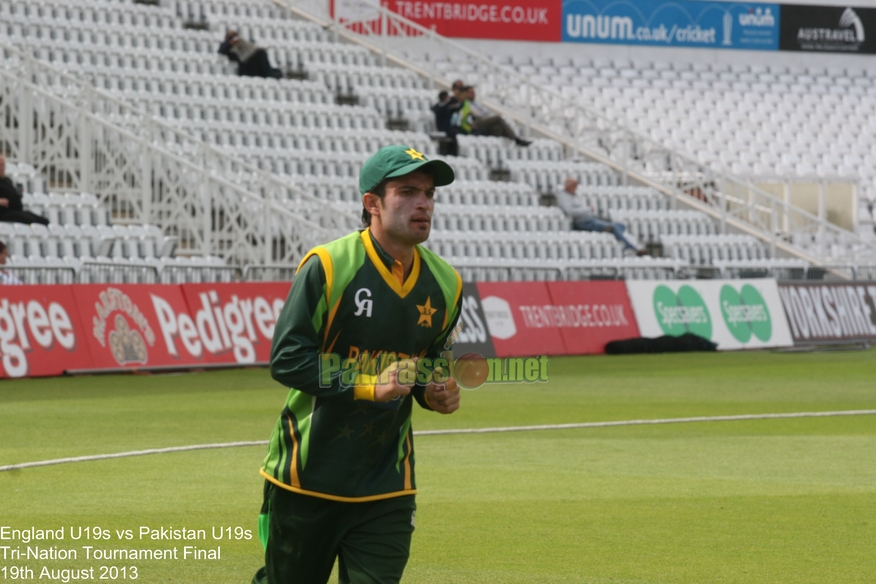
[359,144,455,196]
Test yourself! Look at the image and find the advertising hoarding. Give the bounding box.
[562,0,780,50]
[545,281,640,355]
[0,286,88,378]
[626,279,793,350]
[179,283,291,365]
[476,280,639,357]
[331,0,562,41]
[780,4,876,53]
[777,282,876,343]
[447,282,497,358]
[72,284,206,371]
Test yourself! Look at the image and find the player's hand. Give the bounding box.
[373,362,412,403]
[0,198,8,208]
[425,370,460,414]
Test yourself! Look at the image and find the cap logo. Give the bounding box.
[404,148,426,161]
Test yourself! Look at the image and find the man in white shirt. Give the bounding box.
[556,177,647,255]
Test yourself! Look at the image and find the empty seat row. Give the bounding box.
[457,135,565,165]
[22,192,108,226]
[661,234,769,264]
[4,255,234,285]
[0,222,177,261]
[426,231,628,261]
[609,209,717,239]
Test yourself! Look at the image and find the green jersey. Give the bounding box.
[262,228,463,502]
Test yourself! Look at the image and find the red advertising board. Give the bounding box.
[331,0,562,42]
[476,281,567,357]
[545,281,640,354]
[72,284,209,371]
[475,281,639,357]
[384,0,561,41]
[0,285,89,378]
[179,283,291,365]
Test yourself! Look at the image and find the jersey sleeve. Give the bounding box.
[269,254,353,399]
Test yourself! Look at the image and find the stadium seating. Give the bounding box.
[484,54,876,236]
[10,0,866,281]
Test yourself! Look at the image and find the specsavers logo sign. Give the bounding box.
[653,284,712,338]
[629,279,791,350]
[720,284,771,343]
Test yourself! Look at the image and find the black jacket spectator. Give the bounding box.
[431,91,460,134]
[218,31,281,79]
[0,155,49,225]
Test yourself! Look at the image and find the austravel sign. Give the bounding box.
[628,280,792,350]
[562,0,780,50]
[777,282,876,343]
[780,4,876,54]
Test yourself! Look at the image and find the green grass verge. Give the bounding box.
[1,350,875,583]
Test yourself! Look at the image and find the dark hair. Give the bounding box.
[0,241,6,253]
[438,90,448,101]
[361,179,388,227]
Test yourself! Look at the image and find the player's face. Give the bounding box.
[374,171,435,247]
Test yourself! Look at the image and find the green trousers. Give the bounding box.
[252,481,416,584]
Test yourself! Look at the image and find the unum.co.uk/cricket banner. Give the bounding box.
[626,279,793,350]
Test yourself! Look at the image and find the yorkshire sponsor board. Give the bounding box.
[627,279,793,350]
[780,4,876,53]
[778,282,876,343]
[563,0,780,50]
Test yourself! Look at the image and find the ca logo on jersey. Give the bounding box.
[354,288,373,317]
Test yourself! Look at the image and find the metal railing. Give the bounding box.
[271,0,875,267]
[5,261,876,283]
[0,40,359,268]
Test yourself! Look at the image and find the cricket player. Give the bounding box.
[252,145,463,584]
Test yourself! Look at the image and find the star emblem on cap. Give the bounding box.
[417,297,438,327]
[404,148,426,161]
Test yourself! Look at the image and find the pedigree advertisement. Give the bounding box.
[72,285,204,370]
[0,286,86,378]
[178,283,291,364]
[0,283,292,377]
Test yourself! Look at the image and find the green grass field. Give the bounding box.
[2,350,876,583]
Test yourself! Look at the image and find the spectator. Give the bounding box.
[454,85,531,146]
[0,241,22,285]
[431,90,456,134]
[0,155,49,226]
[218,30,281,79]
[557,177,648,255]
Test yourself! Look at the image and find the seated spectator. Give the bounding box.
[0,241,22,285]
[453,85,531,146]
[557,177,648,255]
[218,30,281,79]
[0,155,49,226]
[431,90,457,134]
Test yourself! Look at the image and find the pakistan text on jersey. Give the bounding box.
[320,353,452,388]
